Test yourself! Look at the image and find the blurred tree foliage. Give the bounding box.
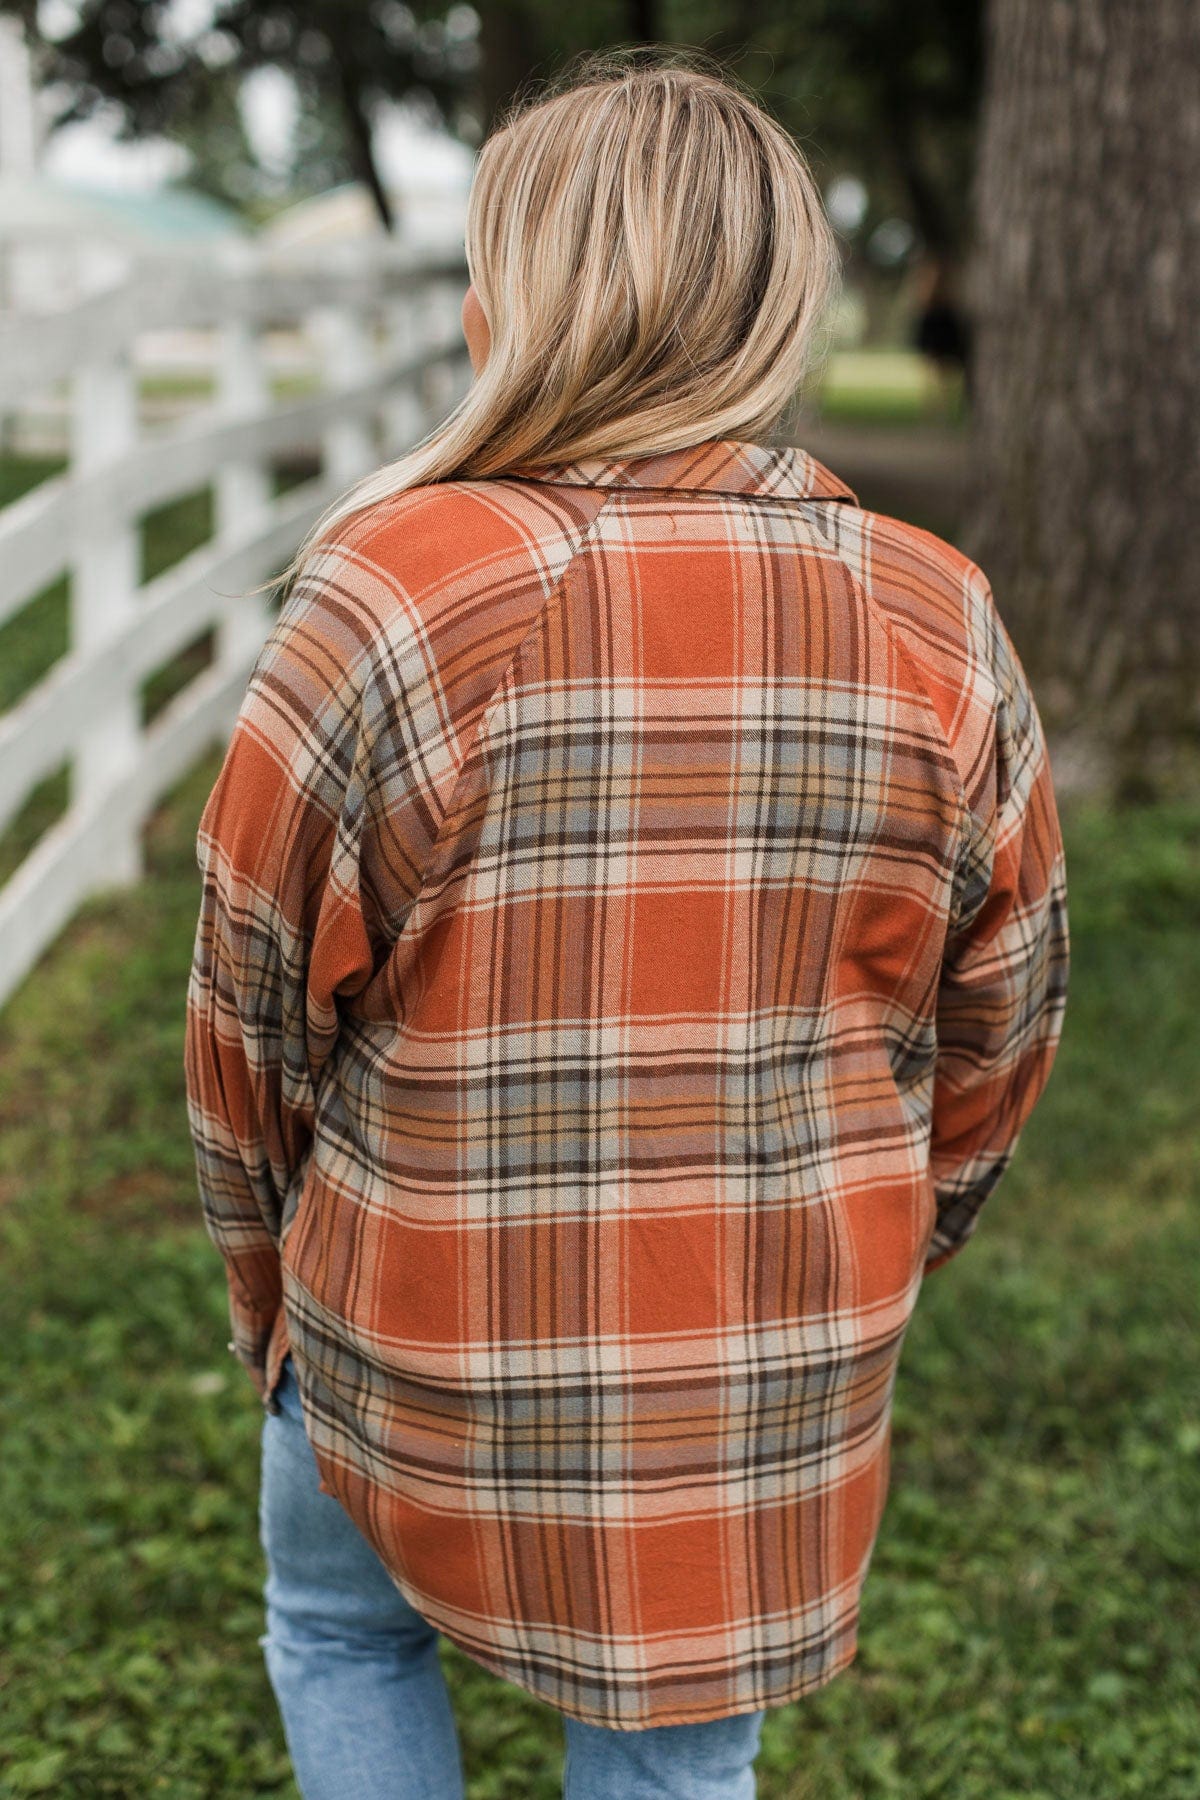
[480,1,982,255]
[163,70,262,209]
[6,0,982,256]
[6,0,479,228]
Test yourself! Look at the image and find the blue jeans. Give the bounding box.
[259,1353,766,1799]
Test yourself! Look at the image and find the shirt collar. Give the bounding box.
[509,437,858,505]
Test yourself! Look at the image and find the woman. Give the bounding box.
[184,50,1070,1800]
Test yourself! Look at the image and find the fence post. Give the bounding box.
[415,277,462,431]
[380,286,426,460]
[308,303,378,489]
[215,313,275,691]
[415,280,453,435]
[70,345,142,884]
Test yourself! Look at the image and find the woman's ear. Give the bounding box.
[462,283,491,374]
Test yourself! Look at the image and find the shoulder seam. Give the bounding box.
[418,487,617,841]
[832,547,976,923]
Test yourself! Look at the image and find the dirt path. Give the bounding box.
[796,420,969,540]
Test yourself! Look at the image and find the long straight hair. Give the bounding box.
[280,48,840,583]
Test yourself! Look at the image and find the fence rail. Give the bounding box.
[0,243,471,1011]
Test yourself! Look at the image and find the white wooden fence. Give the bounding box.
[0,244,471,1011]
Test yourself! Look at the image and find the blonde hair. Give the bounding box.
[281,48,840,581]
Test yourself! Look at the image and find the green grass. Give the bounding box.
[0,456,307,886]
[142,352,950,427]
[812,349,967,428]
[0,466,215,885]
[138,374,218,404]
[138,373,321,405]
[0,755,1197,1797]
[0,768,71,889]
[1,432,1197,1793]
[0,458,70,717]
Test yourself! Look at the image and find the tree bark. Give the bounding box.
[627,0,658,42]
[963,0,1200,800]
[476,3,544,135]
[336,66,395,233]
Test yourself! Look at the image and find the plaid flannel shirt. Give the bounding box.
[184,437,1069,1729]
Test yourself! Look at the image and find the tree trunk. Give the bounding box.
[476,4,543,135]
[963,0,1200,801]
[627,0,658,42]
[336,68,395,233]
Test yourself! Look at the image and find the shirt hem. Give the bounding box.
[425,1617,863,1732]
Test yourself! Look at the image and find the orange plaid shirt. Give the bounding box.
[185,437,1069,1729]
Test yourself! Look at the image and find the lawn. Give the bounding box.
[0,452,308,888]
[813,349,966,428]
[1,433,1198,1796]
[2,757,1198,1799]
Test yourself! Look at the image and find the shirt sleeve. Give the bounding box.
[183,549,393,1398]
[924,599,1071,1275]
